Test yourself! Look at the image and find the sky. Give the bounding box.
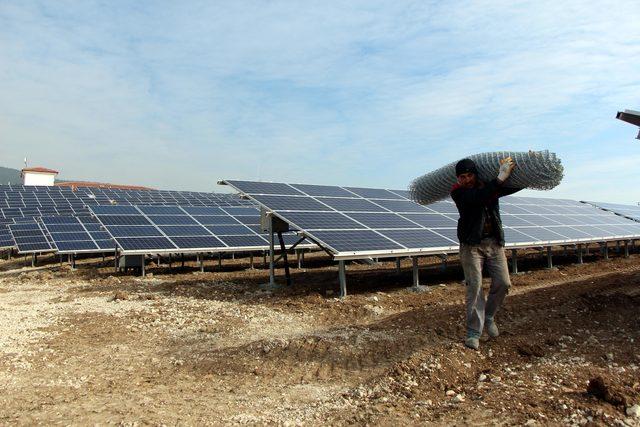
[0,1,639,202]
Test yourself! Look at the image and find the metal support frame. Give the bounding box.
[277,231,291,287]
[59,255,63,267]
[249,253,254,269]
[301,249,305,266]
[169,254,172,268]
[181,253,185,268]
[296,249,301,269]
[624,240,630,258]
[7,249,11,260]
[546,246,553,269]
[31,253,36,268]
[412,257,420,289]
[396,258,401,274]
[71,253,76,270]
[263,251,267,268]
[268,215,276,288]
[585,244,590,256]
[218,252,222,270]
[338,260,347,298]
[577,244,583,264]
[603,242,609,260]
[511,249,518,274]
[198,253,204,272]
[616,241,621,254]
[114,248,119,272]
[439,254,448,272]
[141,256,146,277]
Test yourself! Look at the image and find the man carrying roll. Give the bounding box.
[450,157,520,350]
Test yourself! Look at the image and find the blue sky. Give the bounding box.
[0,1,639,202]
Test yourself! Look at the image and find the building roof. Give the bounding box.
[55,181,155,191]
[21,167,59,175]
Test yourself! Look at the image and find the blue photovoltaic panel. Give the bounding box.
[343,187,404,200]
[379,229,456,248]
[317,197,387,212]
[224,180,304,195]
[347,213,420,229]
[8,221,54,254]
[280,212,365,230]
[310,230,404,252]
[89,204,311,254]
[289,184,355,197]
[371,199,430,213]
[251,195,330,211]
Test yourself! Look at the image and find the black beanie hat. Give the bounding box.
[455,158,478,177]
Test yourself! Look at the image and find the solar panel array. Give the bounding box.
[90,205,309,255]
[0,184,252,250]
[583,201,640,223]
[222,180,640,260]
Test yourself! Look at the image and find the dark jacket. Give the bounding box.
[450,179,522,246]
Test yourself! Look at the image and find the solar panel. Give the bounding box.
[583,201,640,223]
[8,220,54,254]
[40,216,116,254]
[222,180,640,260]
[90,204,310,255]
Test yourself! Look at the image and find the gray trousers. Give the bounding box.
[459,238,511,338]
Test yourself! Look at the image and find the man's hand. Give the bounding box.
[497,157,515,183]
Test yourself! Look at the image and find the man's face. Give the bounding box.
[457,172,476,189]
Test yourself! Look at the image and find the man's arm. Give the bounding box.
[498,186,523,197]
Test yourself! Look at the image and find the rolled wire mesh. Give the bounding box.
[409,150,563,205]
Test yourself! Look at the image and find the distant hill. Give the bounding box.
[0,166,21,185]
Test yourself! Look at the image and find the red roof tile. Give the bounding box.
[55,181,155,191]
[21,167,59,174]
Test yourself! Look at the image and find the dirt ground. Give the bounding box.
[0,247,639,426]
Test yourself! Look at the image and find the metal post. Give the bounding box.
[395,258,401,274]
[440,254,448,272]
[296,249,301,269]
[301,249,305,267]
[31,253,36,268]
[71,253,76,270]
[218,252,222,270]
[577,244,583,264]
[563,246,567,257]
[141,257,146,277]
[114,249,119,273]
[169,254,172,268]
[249,253,254,269]
[546,246,553,269]
[59,255,63,267]
[232,253,235,260]
[199,254,204,272]
[585,244,590,256]
[181,253,185,268]
[7,249,11,260]
[157,254,161,266]
[624,240,630,258]
[616,241,621,254]
[102,253,105,262]
[268,215,276,287]
[277,232,291,286]
[603,243,609,260]
[338,260,347,298]
[412,257,419,289]
[511,249,518,274]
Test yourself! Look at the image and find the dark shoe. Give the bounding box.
[486,320,499,338]
[465,337,479,350]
